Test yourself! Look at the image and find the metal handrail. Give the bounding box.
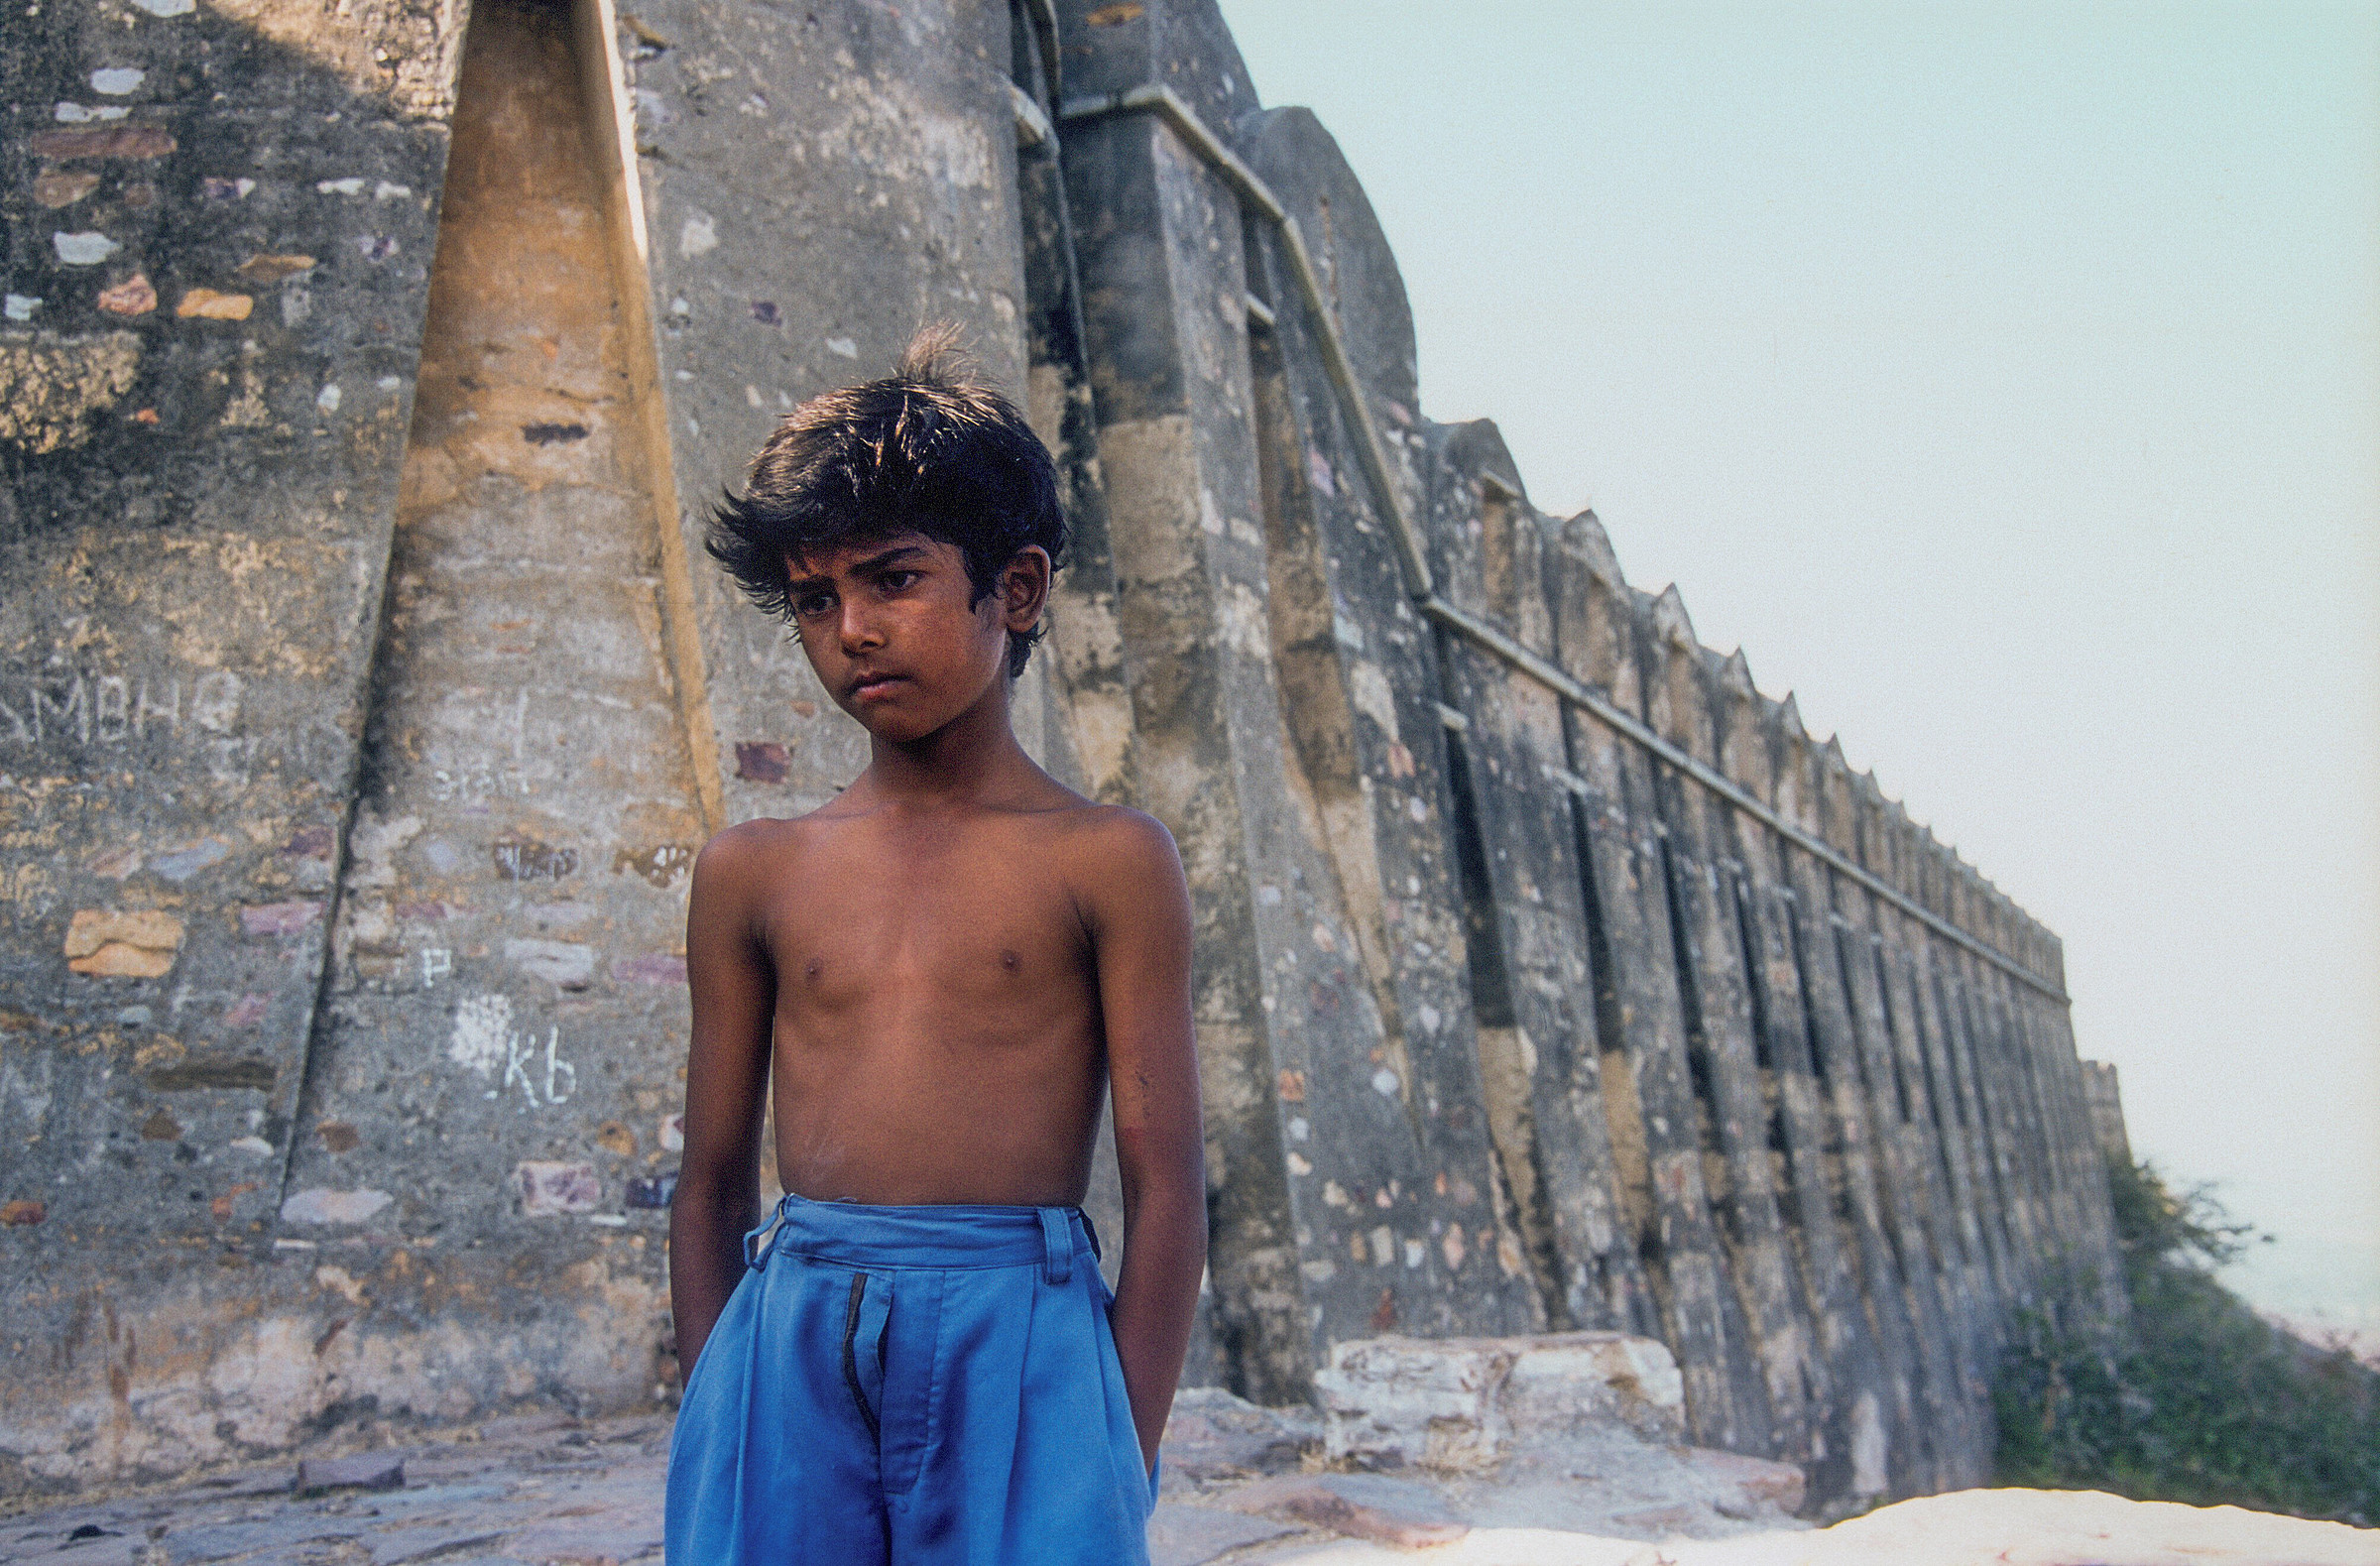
[1423,598,2068,1002]
[1056,83,2068,1006]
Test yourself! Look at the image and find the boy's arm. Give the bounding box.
[668,826,777,1377]
[1084,812,1206,1474]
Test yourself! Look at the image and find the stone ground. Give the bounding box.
[0,1411,673,1566]
[2,1398,2373,1566]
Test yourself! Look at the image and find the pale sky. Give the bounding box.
[1213,0,2380,1325]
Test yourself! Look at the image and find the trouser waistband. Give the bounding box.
[743,1189,1096,1284]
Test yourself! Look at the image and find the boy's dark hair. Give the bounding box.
[708,324,1066,678]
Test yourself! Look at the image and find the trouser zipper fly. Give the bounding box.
[841,1271,880,1444]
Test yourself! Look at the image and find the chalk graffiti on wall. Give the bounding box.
[430,689,535,804]
[491,840,576,881]
[0,668,240,747]
[0,663,344,786]
[446,991,575,1106]
[429,765,536,803]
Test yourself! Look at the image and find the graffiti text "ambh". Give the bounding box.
[0,669,240,747]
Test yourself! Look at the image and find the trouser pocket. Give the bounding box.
[1088,1268,1158,1511]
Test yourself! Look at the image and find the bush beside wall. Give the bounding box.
[1994,1155,2379,1524]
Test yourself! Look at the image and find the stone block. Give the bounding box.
[1225,1473,1467,1548]
[500,1508,663,1564]
[1612,1501,1700,1533]
[1145,1503,1298,1566]
[293,1452,405,1494]
[1159,1386,1321,1482]
[280,1188,395,1226]
[1314,1331,1687,1473]
[623,1173,676,1211]
[61,907,185,976]
[518,1162,601,1217]
[1675,1444,1808,1514]
[1501,1336,1689,1444]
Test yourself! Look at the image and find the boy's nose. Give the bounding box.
[837,603,885,652]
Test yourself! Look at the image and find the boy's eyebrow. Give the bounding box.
[785,542,930,589]
[849,542,929,573]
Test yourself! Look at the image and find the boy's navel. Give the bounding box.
[999,949,1019,973]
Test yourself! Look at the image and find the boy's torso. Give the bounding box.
[746,790,1119,1209]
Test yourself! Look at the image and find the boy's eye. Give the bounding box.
[793,591,835,617]
[878,570,918,592]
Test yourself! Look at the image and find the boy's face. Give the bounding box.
[783,532,1046,744]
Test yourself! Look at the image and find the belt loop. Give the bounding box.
[1036,1207,1072,1285]
[743,1193,791,1270]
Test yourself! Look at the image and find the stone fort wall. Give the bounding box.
[0,0,2126,1505]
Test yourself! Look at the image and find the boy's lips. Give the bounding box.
[850,671,906,699]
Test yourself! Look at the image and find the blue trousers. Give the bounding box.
[665,1192,1154,1564]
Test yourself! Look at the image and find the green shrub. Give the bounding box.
[1992,1154,2380,1523]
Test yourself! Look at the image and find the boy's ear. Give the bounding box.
[1000,545,1052,632]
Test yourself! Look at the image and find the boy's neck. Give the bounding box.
[852,674,1039,808]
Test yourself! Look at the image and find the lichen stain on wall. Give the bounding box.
[145,535,376,680]
[207,0,470,121]
[0,332,141,454]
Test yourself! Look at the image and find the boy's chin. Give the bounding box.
[847,703,948,745]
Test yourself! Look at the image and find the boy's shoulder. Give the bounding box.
[1023,796,1179,869]
[985,788,1180,869]
[998,797,1184,925]
[690,810,802,872]
[686,810,834,909]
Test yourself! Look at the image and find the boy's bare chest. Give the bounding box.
[762,824,1090,1011]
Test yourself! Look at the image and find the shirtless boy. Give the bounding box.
[664,329,1206,1565]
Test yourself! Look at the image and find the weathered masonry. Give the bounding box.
[0,0,2127,1504]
